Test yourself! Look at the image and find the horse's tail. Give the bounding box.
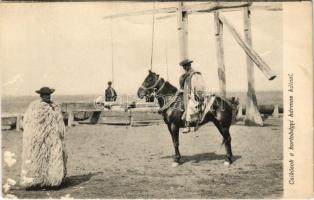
[214,95,239,123]
[227,97,240,124]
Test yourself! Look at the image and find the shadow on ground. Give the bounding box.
[61,172,102,189]
[161,152,241,164]
[20,172,102,191]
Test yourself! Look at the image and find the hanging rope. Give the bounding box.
[150,2,156,70]
[110,17,114,85]
[165,41,169,81]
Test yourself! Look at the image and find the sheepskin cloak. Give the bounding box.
[21,100,67,188]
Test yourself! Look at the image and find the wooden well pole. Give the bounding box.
[214,11,226,97]
[243,7,263,126]
[177,2,188,61]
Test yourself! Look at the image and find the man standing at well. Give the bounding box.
[105,81,117,102]
[21,87,67,189]
[179,59,206,133]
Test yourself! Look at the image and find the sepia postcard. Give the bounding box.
[0,1,313,199]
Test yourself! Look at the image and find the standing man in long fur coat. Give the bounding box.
[20,87,67,189]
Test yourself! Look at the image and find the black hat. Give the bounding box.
[179,59,193,66]
[108,81,112,85]
[36,87,55,95]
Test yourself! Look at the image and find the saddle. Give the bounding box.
[157,92,216,125]
[202,95,217,119]
[193,94,216,123]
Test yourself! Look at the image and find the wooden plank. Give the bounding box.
[135,103,158,108]
[100,110,130,117]
[61,102,96,112]
[187,2,251,13]
[61,102,125,112]
[218,14,276,81]
[73,111,92,121]
[158,4,282,20]
[189,3,281,14]
[242,7,263,126]
[103,2,251,20]
[130,107,159,113]
[131,112,163,121]
[98,116,131,125]
[2,125,12,130]
[1,114,23,131]
[1,117,16,128]
[214,11,226,97]
[251,4,282,12]
[103,6,178,20]
[131,119,163,127]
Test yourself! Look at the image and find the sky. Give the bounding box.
[0,2,282,96]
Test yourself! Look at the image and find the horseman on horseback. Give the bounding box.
[138,69,235,165]
[179,59,206,133]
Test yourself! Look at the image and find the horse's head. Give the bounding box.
[137,70,161,99]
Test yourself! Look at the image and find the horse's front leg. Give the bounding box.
[167,123,181,166]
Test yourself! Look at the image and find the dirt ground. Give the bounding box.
[2,117,283,199]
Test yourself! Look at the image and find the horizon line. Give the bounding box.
[2,89,283,98]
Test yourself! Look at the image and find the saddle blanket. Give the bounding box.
[187,94,216,123]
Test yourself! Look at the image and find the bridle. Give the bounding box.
[139,76,166,95]
[139,74,182,113]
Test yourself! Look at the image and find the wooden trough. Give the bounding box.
[2,102,283,131]
[130,107,163,126]
[60,102,163,126]
[236,104,283,119]
[1,113,23,131]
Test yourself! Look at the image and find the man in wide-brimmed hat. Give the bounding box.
[21,86,67,189]
[179,59,206,133]
[36,86,55,105]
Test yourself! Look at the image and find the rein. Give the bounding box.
[154,81,182,113]
[155,81,166,94]
[157,91,182,113]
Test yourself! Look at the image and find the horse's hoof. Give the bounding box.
[224,161,231,166]
[172,162,180,167]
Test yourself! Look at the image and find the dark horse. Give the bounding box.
[137,70,236,166]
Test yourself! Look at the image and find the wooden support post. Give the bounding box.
[243,7,263,126]
[128,110,133,126]
[214,11,226,97]
[236,104,243,119]
[272,104,279,118]
[68,112,74,127]
[16,114,22,132]
[177,2,188,61]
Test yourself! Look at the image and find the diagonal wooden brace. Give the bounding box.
[219,14,277,81]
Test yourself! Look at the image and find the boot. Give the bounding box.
[182,122,191,134]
